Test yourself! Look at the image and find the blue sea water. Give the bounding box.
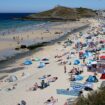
[0,13,47,34]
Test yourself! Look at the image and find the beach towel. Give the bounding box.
[72,85,83,91]
[70,82,84,87]
[56,89,79,96]
[70,82,84,91]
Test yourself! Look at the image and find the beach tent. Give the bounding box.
[24,60,32,65]
[7,75,18,82]
[86,75,98,82]
[100,72,105,79]
[74,60,80,65]
[100,74,105,79]
[100,55,105,60]
[38,62,45,68]
[75,75,83,81]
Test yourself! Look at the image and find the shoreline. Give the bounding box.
[0,23,90,70]
[0,19,89,62]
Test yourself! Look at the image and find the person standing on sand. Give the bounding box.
[64,64,67,73]
[83,56,86,64]
[41,37,43,40]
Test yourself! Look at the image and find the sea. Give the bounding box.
[0,13,51,62]
[0,13,47,35]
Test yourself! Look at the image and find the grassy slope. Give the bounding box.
[24,6,97,21]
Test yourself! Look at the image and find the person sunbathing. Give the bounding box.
[56,59,62,62]
[47,77,58,83]
[69,68,78,74]
[76,69,83,75]
[39,75,51,80]
[69,74,75,81]
[28,82,39,91]
[69,68,83,75]
[44,96,58,105]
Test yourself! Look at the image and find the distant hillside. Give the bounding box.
[21,6,97,21]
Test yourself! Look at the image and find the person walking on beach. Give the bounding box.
[83,56,86,64]
[64,64,67,73]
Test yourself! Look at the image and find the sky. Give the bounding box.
[0,0,105,13]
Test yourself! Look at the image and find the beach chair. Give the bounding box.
[56,89,79,96]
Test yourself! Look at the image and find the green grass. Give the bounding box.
[75,88,105,105]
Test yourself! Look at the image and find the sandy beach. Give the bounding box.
[0,18,105,105]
